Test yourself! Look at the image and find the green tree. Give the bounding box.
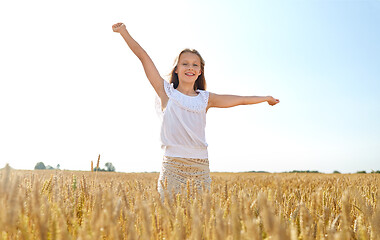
[34,162,46,170]
[105,162,116,172]
[93,163,116,172]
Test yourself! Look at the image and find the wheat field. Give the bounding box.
[0,165,379,240]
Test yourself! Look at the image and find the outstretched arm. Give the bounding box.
[207,93,279,110]
[112,23,167,101]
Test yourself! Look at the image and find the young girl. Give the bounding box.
[112,22,280,198]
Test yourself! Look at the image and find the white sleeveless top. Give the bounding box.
[158,80,209,159]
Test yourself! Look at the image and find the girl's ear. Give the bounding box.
[175,66,178,74]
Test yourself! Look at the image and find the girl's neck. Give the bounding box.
[176,82,198,96]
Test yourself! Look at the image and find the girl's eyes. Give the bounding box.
[182,63,199,66]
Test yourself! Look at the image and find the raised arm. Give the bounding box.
[207,93,279,111]
[112,23,167,101]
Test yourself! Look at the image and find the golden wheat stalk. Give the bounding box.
[96,154,100,171]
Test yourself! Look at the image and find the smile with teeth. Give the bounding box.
[185,72,195,76]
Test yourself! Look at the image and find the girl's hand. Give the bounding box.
[112,22,127,33]
[267,96,280,106]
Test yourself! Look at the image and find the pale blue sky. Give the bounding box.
[0,0,379,173]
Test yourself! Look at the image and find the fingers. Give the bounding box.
[112,22,124,31]
[270,99,280,105]
[268,100,280,106]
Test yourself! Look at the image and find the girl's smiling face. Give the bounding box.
[175,52,202,85]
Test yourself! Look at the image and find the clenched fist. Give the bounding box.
[112,22,126,33]
[267,96,280,106]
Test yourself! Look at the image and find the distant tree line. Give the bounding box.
[288,170,320,173]
[34,162,60,170]
[93,162,116,172]
[333,170,380,174]
[34,162,116,172]
[356,170,380,174]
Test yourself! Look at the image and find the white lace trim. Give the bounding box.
[163,81,209,113]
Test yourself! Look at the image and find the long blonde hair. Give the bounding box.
[169,49,206,91]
